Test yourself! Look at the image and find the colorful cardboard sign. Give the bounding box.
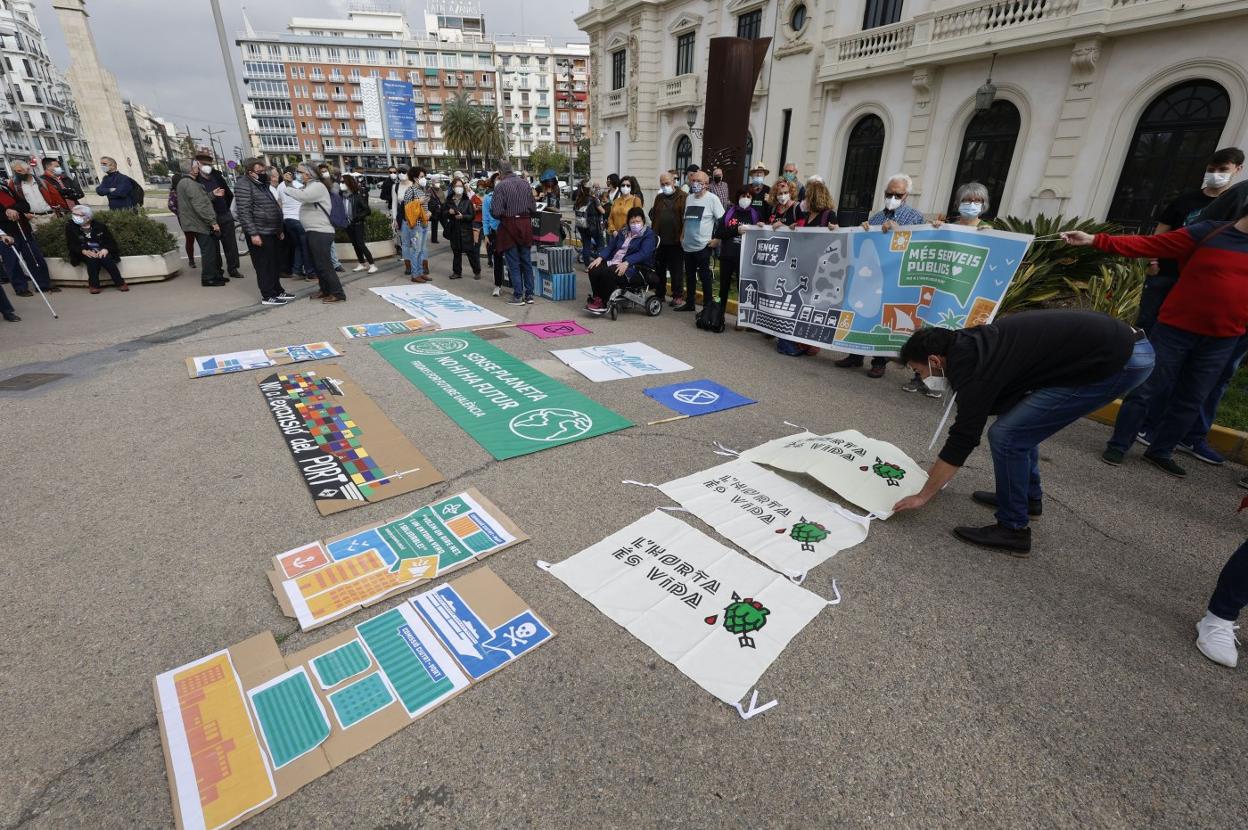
[644,379,757,417]
[259,365,444,516]
[155,567,553,830]
[656,459,870,578]
[268,488,527,630]
[740,430,928,519]
[340,319,432,340]
[736,226,1032,355]
[549,342,692,382]
[187,343,342,378]
[516,320,593,340]
[371,332,632,460]
[546,510,828,705]
[369,284,510,330]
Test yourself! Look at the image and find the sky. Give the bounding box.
[31,0,588,154]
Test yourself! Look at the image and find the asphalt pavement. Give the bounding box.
[0,236,1244,830]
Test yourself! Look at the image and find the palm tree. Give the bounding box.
[476,109,508,169]
[442,93,480,168]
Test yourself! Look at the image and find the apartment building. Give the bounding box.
[495,38,591,163]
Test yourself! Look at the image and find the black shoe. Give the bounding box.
[47,286,61,293]
[674,303,695,312]
[2,311,19,321]
[450,273,462,279]
[952,523,1032,557]
[228,270,243,279]
[1143,454,1187,478]
[15,289,32,297]
[335,265,345,272]
[202,279,227,287]
[972,490,1042,518]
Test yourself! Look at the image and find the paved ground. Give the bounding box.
[1,236,1244,830]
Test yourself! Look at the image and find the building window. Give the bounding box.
[948,100,1021,219]
[676,32,695,76]
[611,50,626,90]
[790,4,808,31]
[1107,80,1231,233]
[837,114,886,226]
[862,0,904,30]
[675,134,693,173]
[737,9,763,40]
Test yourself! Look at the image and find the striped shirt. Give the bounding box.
[490,173,536,219]
[868,204,925,226]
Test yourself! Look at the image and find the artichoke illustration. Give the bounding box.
[789,520,829,545]
[869,457,907,487]
[709,592,770,649]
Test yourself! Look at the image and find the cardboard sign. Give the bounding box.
[369,284,510,330]
[547,510,828,705]
[740,430,928,519]
[736,226,1032,356]
[340,319,432,340]
[644,379,757,417]
[155,567,553,830]
[516,320,593,340]
[549,342,692,382]
[657,459,870,578]
[186,343,342,378]
[371,333,631,460]
[268,488,528,630]
[259,365,444,516]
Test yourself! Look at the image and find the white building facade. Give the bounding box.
[578,0,1248,228]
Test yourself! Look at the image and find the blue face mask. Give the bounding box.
[958,202,984,218]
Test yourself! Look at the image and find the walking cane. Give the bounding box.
[11,226,58,319]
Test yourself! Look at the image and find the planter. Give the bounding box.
[335,239,399,263]
[48,249,182,286]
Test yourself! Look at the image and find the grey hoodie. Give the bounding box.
[284,179,334,233]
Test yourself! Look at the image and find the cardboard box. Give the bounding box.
[540,271,576,301]
[155,566,554,830]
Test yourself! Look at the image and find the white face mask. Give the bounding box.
[958,202,984,218]
[628,222,644,233]
[924,358,949,393]
[690,182,704,194]
[454,186,464,195]
[72,215,86,225]
[620,185,631,195]
[389,173,398,179]
[339,183,348,192]
[52,167,63,175]
[321,171,331,179]
[777,193,790,204]
[199,164,213,176]
[292,177,305,189]
[417,176,427,187]
[1204,171,1232,190]
[884,196,903,210]
[738,198,751,209]
[660,185,673,196]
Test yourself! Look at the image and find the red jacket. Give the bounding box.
[8,176,67,213]
[1094,221,1248,337]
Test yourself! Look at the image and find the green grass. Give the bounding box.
[1214,366,1248,432]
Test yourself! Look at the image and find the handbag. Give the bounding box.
[696,300,726,333]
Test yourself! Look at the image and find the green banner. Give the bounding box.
[897,240,990,304]
[373,333,632,460]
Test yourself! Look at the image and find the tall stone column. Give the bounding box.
[51,0,145,183]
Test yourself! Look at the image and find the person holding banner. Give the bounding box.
[714,188,763,305]
[766,179,800,229]
[892,310,1154,555]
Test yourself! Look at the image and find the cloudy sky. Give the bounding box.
[32,0,587,154]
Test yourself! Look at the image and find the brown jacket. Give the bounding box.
[648,190,686,246]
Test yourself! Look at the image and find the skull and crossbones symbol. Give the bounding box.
[500,621,537,647]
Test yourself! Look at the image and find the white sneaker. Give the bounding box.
[491,287,501,297]
[277,292,296,300]
[1196,612,1240,668]
[261,296,288,306]
[367,264,378,274]
[353,264,367,272]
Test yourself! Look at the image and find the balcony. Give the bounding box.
[462,77,476,88]
[601,88,626,119]
[349,93,362,102]
[657,74,699,112]
[337,128,353,136]
[312,92,328,100]
[332,93,347,101]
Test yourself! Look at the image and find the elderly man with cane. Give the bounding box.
[0,175,58,299]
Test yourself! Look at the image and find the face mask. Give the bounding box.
[620,185,631,195]
[52,167,63,175]
[777,193,790,204]
[737,198,751,209]
[17,172,30,181]
[660,185,673,196]
[1204,171,1232,190]
[72,215,86,225]
[389,173,398,179]
[924,359,949,393]
[784,172,796,182]
[292,178,305,189]
[958,202,984,218]
[320,171,331,179]
[454,186,464,195]
[629,222,644,233]
[884,196,903,210]
[417,176,427,187]
[750,176,764,185]
[199,165,213,176]
[713,174,722,182]
[691,182,704,194]
[339,183,348,192]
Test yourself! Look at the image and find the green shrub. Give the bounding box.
[35,208,177,258]
[334,210,395,244]
[992,214,1122,313]
[1065,260,1146,323]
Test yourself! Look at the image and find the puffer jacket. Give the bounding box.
[234,174,283,237]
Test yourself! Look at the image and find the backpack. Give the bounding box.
[167,188,179,215]
[327,190,350,229]
[128,176,145,209]
[696,300,726,333]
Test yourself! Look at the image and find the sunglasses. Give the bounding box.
[884,191,907,198]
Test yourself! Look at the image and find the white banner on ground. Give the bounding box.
[369,284,510,330]
[740,430,928,519]
[549,342,693,382]
[546,510,828,705]
[656,459,870,578]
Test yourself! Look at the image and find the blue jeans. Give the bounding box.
[400,222,429,274]
[283,218,311,276]
[578,227,601,264]
[1135,274,1176,335]
[1108,323,1239,458]
[1209,538,1248,621]
[989,338,1155,528]
[1,233,50,292]
[1141,332,1248,446]
[504,244,535,300]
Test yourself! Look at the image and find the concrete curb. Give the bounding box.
[1086,400,1248,464]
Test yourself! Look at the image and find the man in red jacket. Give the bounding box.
[1064,210,1248,477]
[0,179,56,296]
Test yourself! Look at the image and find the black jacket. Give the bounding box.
[444,193,476,249]
[940,310,1136,467]
[43,172,83,202]
[195,170,234,216]
[65,220,121,266]
[379,177,397,205]
[1199,180,1248,222]
[234,174,283,237]
[346,190,371,226]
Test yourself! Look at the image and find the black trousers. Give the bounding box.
[85,258,124,288]
[653,243,682,302]
[215,214,241,272]
[198,231,222,283]
[589,262,629,301]
[488,233,507,286]
[718,246,739,305]
[1209,538,1248,621]
[306,231,345,299]
[247,234,285,299]
[683,246,713,305]
[840,354,890,369]
[346,222,374,264]
[452,235,481,276]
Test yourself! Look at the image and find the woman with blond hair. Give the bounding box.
[797,179,839,229]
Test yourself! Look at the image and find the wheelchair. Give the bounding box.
[602,263,664,320]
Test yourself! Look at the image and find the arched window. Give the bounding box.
[948,100,1020,219]
[744,133,754,173]
[837,114,885,226]
[675,134,692,175]
[1107,80,1230,232]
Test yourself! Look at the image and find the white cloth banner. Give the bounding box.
[549,342,692,382]
[740,430,928,519]
[547,510,828,705]
[657,459,870,578]
[369,284,510,330]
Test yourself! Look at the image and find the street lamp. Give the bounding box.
[685,107,702,139]
[975,53,998,112]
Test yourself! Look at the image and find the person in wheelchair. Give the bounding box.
[585,206,657,314]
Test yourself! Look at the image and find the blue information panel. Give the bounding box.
[413,585,551,679]
[381,80,417,141]
[644,379,757,417]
